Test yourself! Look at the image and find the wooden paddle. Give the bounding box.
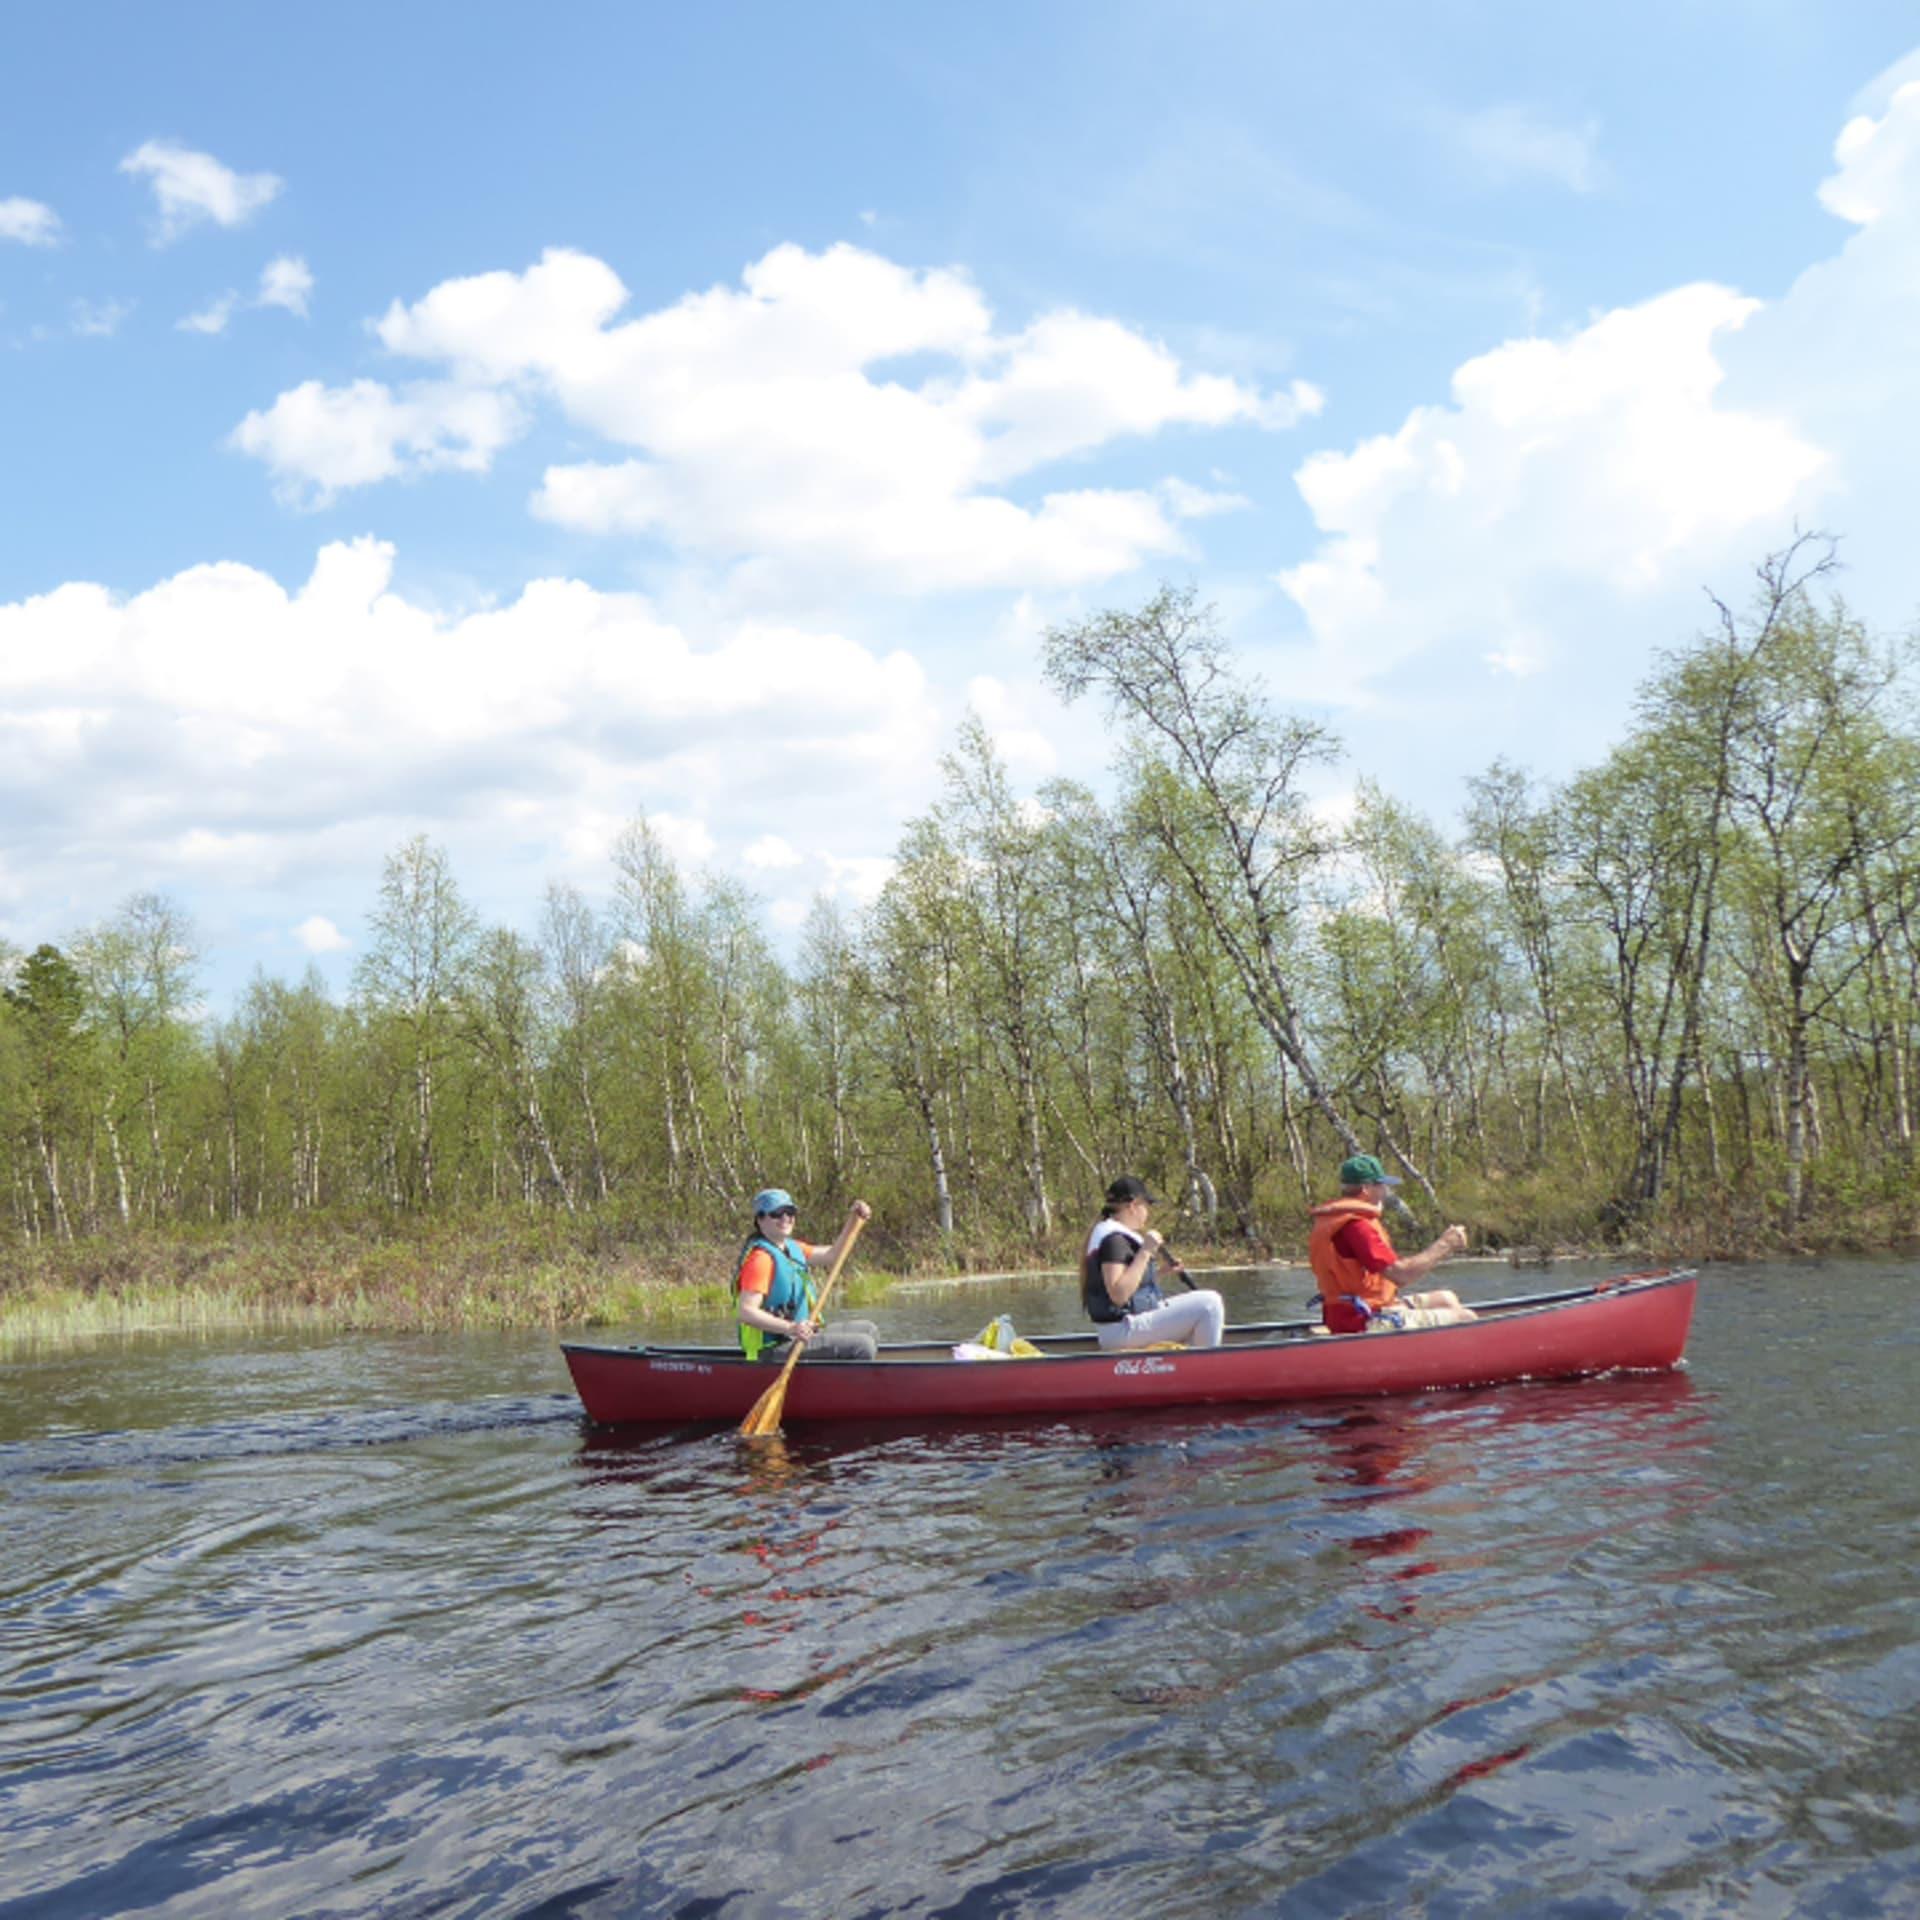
[738,1211,868,1439]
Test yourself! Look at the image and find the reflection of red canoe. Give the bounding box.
[562,1270,1698,1428]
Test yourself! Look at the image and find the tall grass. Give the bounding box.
[0,1211,909,1345]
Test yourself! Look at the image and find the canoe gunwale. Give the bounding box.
[561,1268,1698,1368]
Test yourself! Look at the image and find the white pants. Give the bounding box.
[1095,1291,1226,1350]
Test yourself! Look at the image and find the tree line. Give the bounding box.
[7,540,1918,1259]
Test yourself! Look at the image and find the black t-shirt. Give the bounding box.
[1082,1227,1165,1323]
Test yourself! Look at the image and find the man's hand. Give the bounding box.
[791,1318,818,1343]
[1438,1224,1469,1256]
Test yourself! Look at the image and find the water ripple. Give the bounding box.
[2,1272,1918,1916]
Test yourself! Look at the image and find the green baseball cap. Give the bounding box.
[1339,1153,1401,1188]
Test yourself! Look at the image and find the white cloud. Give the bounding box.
[1819,79,1920,225]
[174,827,277,877]
[648,813,716,866]
[179,293,238,336]
[1483,644,1545,678]
[0,539,939,951]
[743,834,803,870]
[1278,282,1828,687]
[1453,105,1603,193]
[819,853,895,903]
[240,241,1316,593]
[120,140,282,243]
[71,298,131,338]
[0,197,61,246]
[1257,380,1326,430]
[1161,476,1252,520]
[1257,74,1920,821]
[294,914,349,953]
[965,675,1060,780]
[228,379,526,506]
[175,259,315,340]
[258,255,314,316]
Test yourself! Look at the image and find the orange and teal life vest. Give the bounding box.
[737,1235,816,1359]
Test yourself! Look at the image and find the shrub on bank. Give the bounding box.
[0,1210,918,1339]
[6,1165,1916,1342]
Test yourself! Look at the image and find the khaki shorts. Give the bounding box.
[1364,1305,1453,1332]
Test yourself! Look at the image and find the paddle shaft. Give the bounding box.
[1156,1239,1198,1290]
[738,1211,868,1438]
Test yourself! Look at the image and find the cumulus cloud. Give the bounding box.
[0,539,940,951]
[0,197,61,246]
[258,255,314,316]
[819,853,895,903]
[229,380,526,506]
[965,675,1060,780]
[294,915,349,953]
[1277,283,1827,687]
[743,835,803,870]
[120,140,281,243]
[177,258,316,340]
[648,814,717,867]
[237,241,1317,592]
[1818,73,1920,227]
[1160,476,1252,520]
[1262,71,1920,813]
[179,293,238,336]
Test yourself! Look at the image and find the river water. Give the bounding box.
[1,1260,1916,1919]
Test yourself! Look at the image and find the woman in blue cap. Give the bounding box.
[735,1188,879,1362]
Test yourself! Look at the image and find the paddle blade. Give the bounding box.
[739,1373,790,1438]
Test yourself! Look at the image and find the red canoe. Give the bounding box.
[561,1269,1698,1427]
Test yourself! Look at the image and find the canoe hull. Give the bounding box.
[561,1270,1698,1427]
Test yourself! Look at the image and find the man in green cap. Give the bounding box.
[1307,1153,1476,1335]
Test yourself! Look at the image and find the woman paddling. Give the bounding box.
[1082,1176,1225,1350]
[736,1188,880,1362]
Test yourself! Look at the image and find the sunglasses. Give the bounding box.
[763,1207,797,1220]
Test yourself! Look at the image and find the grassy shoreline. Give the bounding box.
[3,1201,1905,1346]
[0,1217,898,1348]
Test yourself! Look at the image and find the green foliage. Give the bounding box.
[12,546,1920,1310]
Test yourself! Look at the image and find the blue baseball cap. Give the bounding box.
[752,1188,796,1216]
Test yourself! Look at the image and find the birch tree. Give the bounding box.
[1045,585,1398,1197]
[355,836,477,1207]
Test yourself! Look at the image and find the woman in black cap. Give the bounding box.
[1082,1175,1225,1349]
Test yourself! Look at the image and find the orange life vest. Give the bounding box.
[1308,1197,1398,1332]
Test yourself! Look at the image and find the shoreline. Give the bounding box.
[2,1208,1891,1347]
[0,1247,1666,1349]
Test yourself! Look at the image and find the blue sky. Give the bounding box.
[6,2,1920,1002]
